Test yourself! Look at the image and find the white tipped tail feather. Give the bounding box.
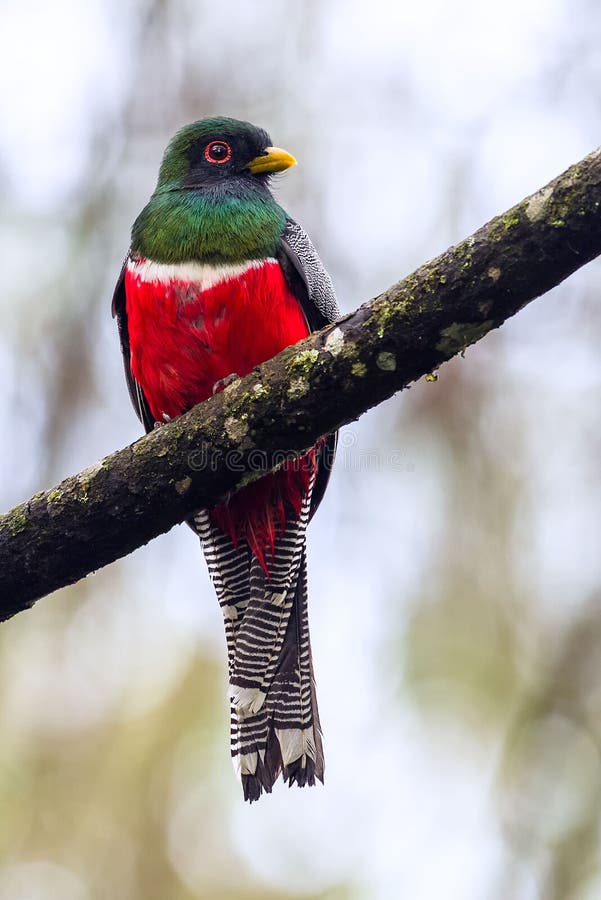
[193,476,324,801]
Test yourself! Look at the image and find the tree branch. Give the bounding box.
[3,145,601,620]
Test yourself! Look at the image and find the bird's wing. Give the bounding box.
[111,257,155,433]
[278,218,340,518]
[278,218,341,329]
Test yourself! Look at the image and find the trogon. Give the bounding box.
[112,117,339,801]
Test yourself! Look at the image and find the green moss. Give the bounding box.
[374,297,410,339]
[351,361,367,377]
[8,508,28,535]
[287,349,319,375]
[133,437,149,455]
[288,377,309,399]
[251,382,269,400]
[376,351,397,372]
[436,321,493,357]
[409,270,439,297]
[455,241,474,271]
[503,214,521,231]
[47,489,63,503]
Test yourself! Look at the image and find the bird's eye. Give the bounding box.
[204,141,232,164]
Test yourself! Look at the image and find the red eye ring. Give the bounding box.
[205,141,232,164]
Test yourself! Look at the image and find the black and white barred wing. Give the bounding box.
[279,219,341,329]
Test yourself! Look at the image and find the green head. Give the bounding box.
[131,117,297,264]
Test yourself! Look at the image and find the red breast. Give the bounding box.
[125,257,309,422]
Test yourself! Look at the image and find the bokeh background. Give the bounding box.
[2,1,601,898]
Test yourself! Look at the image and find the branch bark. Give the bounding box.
[3,146,601,620]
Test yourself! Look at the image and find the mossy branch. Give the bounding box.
[2,145,601,620]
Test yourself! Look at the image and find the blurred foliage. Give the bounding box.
[2,0,601,898]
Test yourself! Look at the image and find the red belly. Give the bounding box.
[125,260,309,420]
[125,259,315,569]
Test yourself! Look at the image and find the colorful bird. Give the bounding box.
[112,117,339,801]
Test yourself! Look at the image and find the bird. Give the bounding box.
[111,117,339,801]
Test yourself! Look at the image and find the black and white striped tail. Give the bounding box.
[193,484,323,801]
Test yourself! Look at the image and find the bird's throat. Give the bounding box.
[131,184,287,264]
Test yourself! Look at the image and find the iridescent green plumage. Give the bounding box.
[131,117,287,264]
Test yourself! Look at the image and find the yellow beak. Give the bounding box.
[246,146,297,174]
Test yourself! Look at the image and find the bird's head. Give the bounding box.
[132,117,294,262]
[155,117,297,193]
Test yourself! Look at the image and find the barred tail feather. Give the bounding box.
[193,485,323,802]
[235,551,323,801]
[228,488,312,715]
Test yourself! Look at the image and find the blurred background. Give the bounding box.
[1,1,601,897]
